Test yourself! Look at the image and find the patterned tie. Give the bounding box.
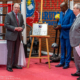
[15,14,19,26]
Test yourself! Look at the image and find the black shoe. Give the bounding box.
[63,65,69,69]
[13,66,22,69]
[7,67,13,72]
[71,73,80,76]
[55,63,64,67]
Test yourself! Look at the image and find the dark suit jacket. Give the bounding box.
[4,11,25,41]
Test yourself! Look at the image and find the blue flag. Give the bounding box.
[26,0,35,17]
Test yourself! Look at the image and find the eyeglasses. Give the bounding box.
[14,7,20,9]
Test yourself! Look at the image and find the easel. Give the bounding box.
[27,35,50,68]
[27,0,51,69]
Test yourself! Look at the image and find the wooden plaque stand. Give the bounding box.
[27,35,51,69]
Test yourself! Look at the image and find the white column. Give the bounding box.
[21,0,27,44]
[70,0,74,10]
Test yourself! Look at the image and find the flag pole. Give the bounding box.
[39,0,43,23]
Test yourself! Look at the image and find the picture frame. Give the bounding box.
[32,23,48,36]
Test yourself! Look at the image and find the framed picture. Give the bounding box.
[32,23,48,36]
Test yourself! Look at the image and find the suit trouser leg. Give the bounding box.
[60,38,66,64]
[13,34,20,66]
[73,48,80,73]
[7,40,15,68]
[65,38,71,65]
[60,38,71,65]
[7,34,20,68]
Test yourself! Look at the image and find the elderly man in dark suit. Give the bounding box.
[69,3,80,76]
[4,3,25,72]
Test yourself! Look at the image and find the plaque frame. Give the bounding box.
[32,23,48,36]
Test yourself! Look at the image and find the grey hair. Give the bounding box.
[75,3,80,10]
[13,3,20,8]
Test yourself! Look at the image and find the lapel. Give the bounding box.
[62,9,69,22]
[12,11,20,26]
[70,14,80,31]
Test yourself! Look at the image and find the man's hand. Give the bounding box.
[54,25,61,30]
[14,27,23,31]
[14,27,19,31]
[18,27,23,31]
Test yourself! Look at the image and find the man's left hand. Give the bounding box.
[54,25,61,30]
[18,27,23,31]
